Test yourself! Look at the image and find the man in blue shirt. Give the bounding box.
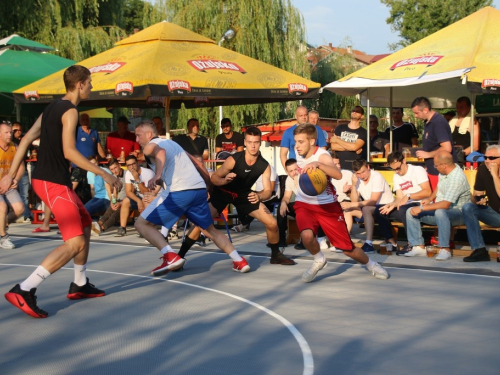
[76,113,105,159]
[279,106,327,170]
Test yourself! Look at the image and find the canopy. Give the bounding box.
[0,34,54,52]
[13,21,320,109]
[323,6,500,108]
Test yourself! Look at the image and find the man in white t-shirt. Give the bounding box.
[278,158,299,247]
[340,159,393,253]
[330,152,353,203]
[375,151,431,254]
[115,155,155,237]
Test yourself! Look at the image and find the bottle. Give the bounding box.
[111,194,117,204]
[119,147,125,162]
[31,149,38,160]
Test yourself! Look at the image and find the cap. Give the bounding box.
[117,116,130,124]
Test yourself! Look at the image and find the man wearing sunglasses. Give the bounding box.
[331,106,367,169]
[375,151,431,255]
[461,145,500,262]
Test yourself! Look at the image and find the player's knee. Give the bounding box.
[301,229,315,243]
[67,236,86,256]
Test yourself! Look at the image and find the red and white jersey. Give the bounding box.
[296,147,337,205]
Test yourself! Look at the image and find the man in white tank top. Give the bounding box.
[293,124,389,282]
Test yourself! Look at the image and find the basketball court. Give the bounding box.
[1,231,499,375]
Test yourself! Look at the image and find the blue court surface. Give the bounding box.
[1,235,499,375]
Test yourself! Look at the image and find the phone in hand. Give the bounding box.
[474,194,487,202]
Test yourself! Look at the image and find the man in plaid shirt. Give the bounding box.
[404,151,470,261]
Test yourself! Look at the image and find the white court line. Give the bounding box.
[0,263,314,375]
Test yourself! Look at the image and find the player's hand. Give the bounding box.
[421,198,431,206]
[0,175,13,194]
[10,178,18,190]
[248,191,260,204]
[301,162,320,173]
[102,173,122,192]
[224,172,236,184]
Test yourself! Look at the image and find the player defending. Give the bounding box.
[133,120,250,275]
[293,124,389,282]
[1,65,122,318]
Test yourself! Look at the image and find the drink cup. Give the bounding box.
[426,246,434,258]
[370,152,378,161]
[377,152,383,158]
[379,245,387,255]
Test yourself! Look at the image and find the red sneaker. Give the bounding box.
[5,284,48,318]
[151,253,185,276]
[232,257,250,273]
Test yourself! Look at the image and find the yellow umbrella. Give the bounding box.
[80,108,112,119]
[14,21,319,110]
[323,6,500,108]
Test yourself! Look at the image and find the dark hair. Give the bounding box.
[330,151,338,159]
[392,107,404,114]
[411,97,432,111]
[352,105,365,115]
[221,118,232,126]
[187,118,199,127]
[444,110,456,117]
[244,126,261,138]
[63,65,91,91]
[293,123,317,139]
[125,154,137,162]
[352,158,368,172]
[285,158,297,168]
[108,158,119,168]
[456,96,471,107]
[387,151,404,164]
[86,155,97,161]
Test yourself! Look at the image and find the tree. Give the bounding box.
[143,0,311,137]
[381,0,493,50]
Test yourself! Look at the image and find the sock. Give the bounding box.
[366,258,376,271]
[313,251,325,263]
[160,226,169,237]
[178,237,196,258]
[74,264,87,286]
[20,265,51,291]
[270,243,281,257]
[228,250,243,262]
[160,245,174,255]
[365,240,373,245]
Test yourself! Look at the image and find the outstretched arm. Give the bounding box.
[211,156,237,186]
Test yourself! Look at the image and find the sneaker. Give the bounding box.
[23,217,32,223]
[404,246,426,257]
[318,237,328,250]
[193,234,206,247]
[396,243,411,256]
[91,221,101,237]
[302,258,327,283]
[233,257,251,273]
[369,262,389,280]
[294,241,306,250]
[329,245,338,252]
[167,229,178,240]
[5,284,48,318]
[435,248,452,261]
[114,227,126,237]
[464,248,490,262]
[67,278,105,300]
[361,242,375,253]
[231,224,245,232]
[270,252,296,265]
[151,252,185,276]
[0,235,15,249]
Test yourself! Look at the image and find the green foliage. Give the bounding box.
[123,0,146,34]
[381,0,493,50]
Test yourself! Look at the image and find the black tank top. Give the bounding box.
[32,99,76,187]
[452,127,473,149]
[224,151,269,192]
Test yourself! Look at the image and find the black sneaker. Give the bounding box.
[464,247,490,262]
[194,234,206,247]
[67,278,105,300]
[270,252,296,265]
[5,284,48,318]
[115,227,126,237]
[396,243,411,256]
[294,242,306,250]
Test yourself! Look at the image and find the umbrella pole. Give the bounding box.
[15,102,21,122]
[470,93,476,153]
[366,89,371,162]
[389,87,393,154]
[164,97,171,139]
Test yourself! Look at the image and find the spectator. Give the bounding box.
[173,118,209,160]
[308,110,329,144]
[449,97,480,156]
[462,144,500,262]
[106,116,140,159]
[152,116,166,136]
[278,158,299,247]
[368,115,383,154]
[375,151,431,255]
[11,122,32,222]
[84,155,111,216]
[76,113,106,159]
[330,151,353,204]
[215,118,244,158]
[405,151,470,260]
[383,107,419,153]
[340,158,393,253]
[331,106,367,169]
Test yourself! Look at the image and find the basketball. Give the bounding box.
[299,168,328,196]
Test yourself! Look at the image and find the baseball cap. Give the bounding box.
[117,116,130,124]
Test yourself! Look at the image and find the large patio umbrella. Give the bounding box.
[14,21,320,133]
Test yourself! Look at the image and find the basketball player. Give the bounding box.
[177,126,295,266]
[293,124,389,282]
[133,120,250,275]
[1,65,122,318]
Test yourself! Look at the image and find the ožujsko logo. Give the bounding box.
[188,60,246,74]
[390,56,443,70]
[146,96,166,105]
[115,81,133,96]
[89,62,126,74]
[24,91,39,100]
[288,83,308,95]
[194,97,209,106]
[482,79,500,89]
[167,80,191,94]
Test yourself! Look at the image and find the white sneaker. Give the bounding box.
[0,235,15,249]
[435,248,452,261]
[91,222,101,237]
[329,245,337,252]
[369,262,389,280]
[318,237,328,250]
[404,246,426,257]
[302,258,327,283]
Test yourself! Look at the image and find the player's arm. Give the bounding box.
[211,156,236,186]
[254,166,273,202]
[236,145,244,152]
[142,143,165,189]
[301,154,342,180]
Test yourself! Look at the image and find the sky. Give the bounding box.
[292,0,499,55]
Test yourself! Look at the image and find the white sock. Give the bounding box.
[228,250,243,262]
[160,226,169,237]
[160,245,174,254]
[365,240,373,245]
[20,265,51,291]
[366,258,376,270]
[74,264,87,286]
[313,251,325,263]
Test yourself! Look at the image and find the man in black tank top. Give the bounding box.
[0,65,122,319]
[177,127,295,266]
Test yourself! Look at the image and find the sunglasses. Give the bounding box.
[351,109,363,114]
[391,163,403,172]
[484,156,500,160]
